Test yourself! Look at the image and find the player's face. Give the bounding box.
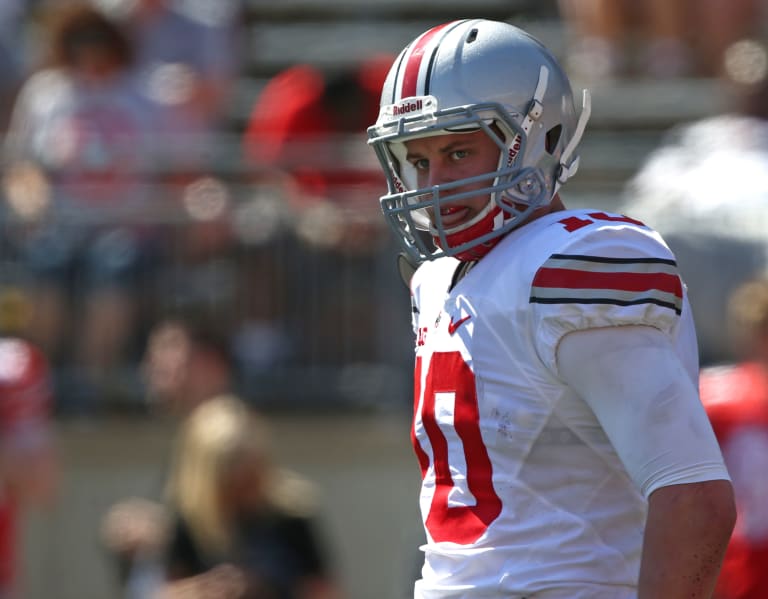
[404,129,501,229]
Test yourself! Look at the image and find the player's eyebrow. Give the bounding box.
[405,139,473,162]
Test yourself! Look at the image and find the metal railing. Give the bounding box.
[0,134,414,415]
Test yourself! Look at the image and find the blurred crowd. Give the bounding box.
[2,0,766,416]
[558,0,766,82]
[0,4,390,592]
[0,0,406,418]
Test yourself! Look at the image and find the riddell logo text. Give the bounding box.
[506,135,522,166]
[393,100,423,116]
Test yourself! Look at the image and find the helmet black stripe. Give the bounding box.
[424,19,470,96]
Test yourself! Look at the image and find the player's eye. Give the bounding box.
[451,149,469,160]
[410,158,429,171]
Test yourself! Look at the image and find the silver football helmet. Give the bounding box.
[367,19,591,262]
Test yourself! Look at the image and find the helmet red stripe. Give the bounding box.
[400,22,454,99]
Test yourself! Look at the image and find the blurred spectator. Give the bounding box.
[110,0,245,168]
[143,173,300,391]
[243,57,389,221]
[2,2,162,410]
[151,175,243,339]
[619,77,768,365]
[141,316,236,417]
[0,335,59,598]
[101,316,237,594]
[0,0,30,134]
[228,239,295,385]
[161,395,341,599]
[242,59,392,370]
[700,277,768,599]
[558,0,765,80]
[104,320,341,598]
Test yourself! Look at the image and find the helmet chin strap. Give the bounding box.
[487,68,592,233]
[555,89,592,194]
[521,66,549,136]
[518,66,592,198]
[490,65,550,230]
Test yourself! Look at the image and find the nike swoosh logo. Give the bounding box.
[448,315,472,335]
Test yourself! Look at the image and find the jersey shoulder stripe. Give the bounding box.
[530,253,684,315]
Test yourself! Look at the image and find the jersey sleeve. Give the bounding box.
[529,223,685,375]
[558,325,730,497]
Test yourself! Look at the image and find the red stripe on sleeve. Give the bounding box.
[532,267,683,298]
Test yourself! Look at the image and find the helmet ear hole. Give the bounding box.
[545,125,562,154]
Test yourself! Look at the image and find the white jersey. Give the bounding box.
[409,209,700,598]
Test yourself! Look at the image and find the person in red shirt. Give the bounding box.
[0,336,58,598]
[243,56,391,217]
[700,276,768,599]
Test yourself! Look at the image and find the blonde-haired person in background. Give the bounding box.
[160,395,341,599]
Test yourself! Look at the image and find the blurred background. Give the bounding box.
[1,0,768,597]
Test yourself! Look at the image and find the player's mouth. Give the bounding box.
[437,205,471,228]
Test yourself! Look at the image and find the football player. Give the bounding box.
[700,277,768,599]
[367,19,735,598]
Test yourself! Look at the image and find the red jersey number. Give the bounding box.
[413,352,502,544]
[559,212,645,232]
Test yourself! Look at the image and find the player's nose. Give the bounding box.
[427,160,454,187]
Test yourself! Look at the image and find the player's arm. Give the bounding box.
[556,325,736,599]
[639,479,734,598]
